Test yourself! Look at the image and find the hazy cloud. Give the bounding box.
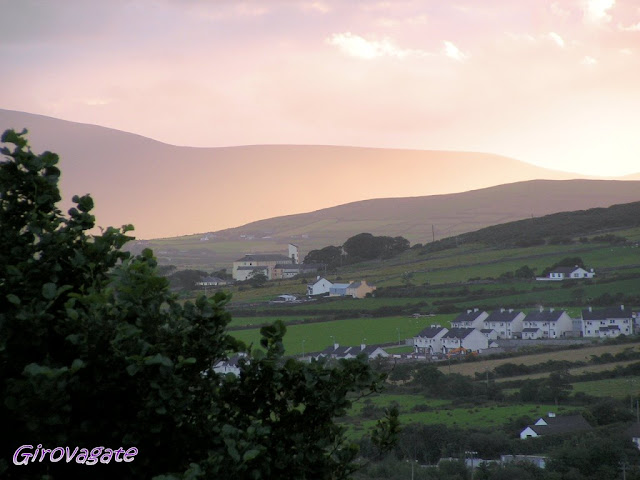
[327,32,430,59]
[443,41,467,61]
[582,0,615,24]
[547,32,565,47]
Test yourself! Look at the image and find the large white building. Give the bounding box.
[581,305,634,338]
[521,309,573,339]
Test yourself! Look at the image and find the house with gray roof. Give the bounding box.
[522,308,573,339]
[520,412,592,439]
[441,328,488,353]
[317,343,389,360]
[451,308,488,329]
[483,309,525,339]
[581,305,634,338]
[413,326,448,354]
[537,266,595,281]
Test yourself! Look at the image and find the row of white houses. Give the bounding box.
[414,305,636,354]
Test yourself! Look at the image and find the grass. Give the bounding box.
[229,314,455,355]
[572,376,640,399]
[351,403,566,431]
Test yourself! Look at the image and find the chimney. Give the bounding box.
[474,308,478,312]
[548,412,556,418]
[621,305,625,311]
[588,306,592,312]
[467,309,471,314]
[333,343,339,350]
[550,308,554,312]
[539,306,544,312]
[508,308,513,313]
[500,308,505,313]
[361,343,366,351]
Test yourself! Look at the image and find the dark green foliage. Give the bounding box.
[167,268,208,290]
[542,258,585,277]
[303,245,344,269]
[342,233,410,261]
[0,130,398,480]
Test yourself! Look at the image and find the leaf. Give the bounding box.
[243,449,261,462]
[126,364,141,376]
[7,294,20,305]
[42,283,57,300]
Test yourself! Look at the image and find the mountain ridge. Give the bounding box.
[2,108,630,240]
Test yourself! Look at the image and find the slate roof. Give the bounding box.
[549,266,581,275]
[236,266,269,271]
[235,254,292,262]
[522,328,540,333]
[443,328,475,339]
[525,310,566,323]
[416,326,447,338]
[485,310,523,323]
[527,415,592,436]
[453,310,486,323]
[480,329,494,334]
[199,276,226,283]
[582,306,632,320]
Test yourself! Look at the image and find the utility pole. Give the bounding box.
[432,224,435,243]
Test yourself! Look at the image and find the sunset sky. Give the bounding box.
[1,0,639,177]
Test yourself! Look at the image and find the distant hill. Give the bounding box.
[0,108,608,240]
[423,199,640,252]
[135,179,640,270]
[212,179,640,246]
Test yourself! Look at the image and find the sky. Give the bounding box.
[1,0,639,177]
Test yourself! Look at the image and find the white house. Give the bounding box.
[307,277,333,296]
[195,276,228,287]
[537,266,595,281]
[212,353,247,376]
[581,305,634,338]
[317,343,389,360]
[483,309,525,339]
[520,412,592,439]
[521,308,573,339]
[441,328,488,353]
[451,309,489,329]
[413,326,448,354]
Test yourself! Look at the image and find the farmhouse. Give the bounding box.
[483,309,525,339]
[232,244,300,281]
[413,326,448,354]
[346,280,376,298]
[521,308,573,339]
[451,308,488,329]
[307,277,333,296]
[537,266,595,281]
[581,305,634,338]
[520,412,592,439]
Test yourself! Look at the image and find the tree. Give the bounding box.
[0,130,398,479]
[303,245,343,269]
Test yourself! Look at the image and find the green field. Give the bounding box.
[351,403,567,430]
[229,315,455,355]
[572,376,640,399]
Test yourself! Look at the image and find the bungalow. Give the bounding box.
[317,343,389,360]
[582,305,634,338]
[307,277,333,296]
[195,276,228,287]
[522,308,573,339]
[413,325,448,355]
[520,412,592,439]
[537,266,595,281]
[483,309,525,339]
[441,328,488,353]
[346,280,376,299]
[212,353,248,376]
[329,283,351,296]
[451,308,489,329]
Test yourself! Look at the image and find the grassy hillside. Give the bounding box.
[132,180,640,270]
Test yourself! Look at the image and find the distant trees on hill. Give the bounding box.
[303,233,410,268]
